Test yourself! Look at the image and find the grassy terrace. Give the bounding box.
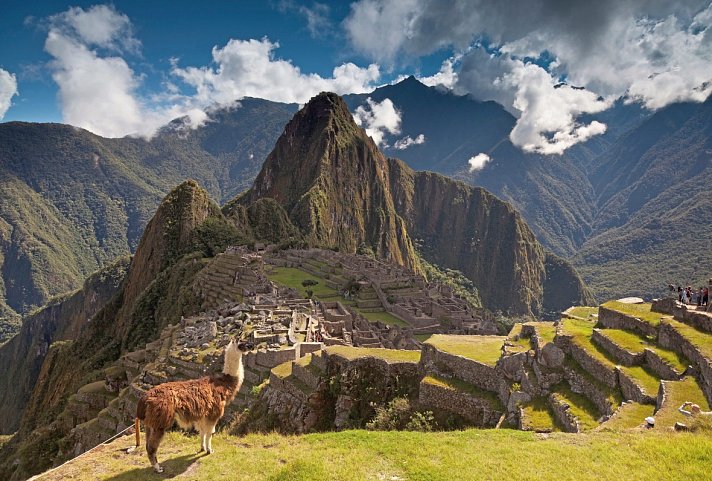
[560,318,617,368]
[596,329,689,372]
[37,429,712,481]
[271,361,293,378]
[506,324,532,352]
[520,397,559,432]
[599,402,655,431]
[619,365,661,397]
[567,306,598,319]
[325,345,421,363]
[266,266,409,327]
[551,383,601,430]
[600,301,670,326]
[562,358,623,407]
[667,319,712,361]
[422,374,503,410]
[654,377,711,428]
[528,321,557,345]
[425,334,505,366]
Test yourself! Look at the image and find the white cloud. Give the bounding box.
[0,69,18,120]
[393,133,425,149]
[419,57,459,89]
[345,0,712,153]
[173,38,380,105]
[42,6,382,138]
[468,153,491,171]
[352,97,401,146]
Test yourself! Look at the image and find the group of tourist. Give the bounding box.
[670,285,709,307]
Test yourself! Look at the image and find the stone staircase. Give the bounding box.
[194,252,249,310]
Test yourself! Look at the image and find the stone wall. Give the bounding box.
[420,344,510,405]
[563,366,615,416]
[644,349,683,380]
[658,322,712,404]
[617,368,655,404]
[556,335,617,388]
[548,393,579,433]
[418,380,502,427]
[597,307,657,337]
[591,329,644,366]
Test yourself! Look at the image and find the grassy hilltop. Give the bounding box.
[37,429,711,481]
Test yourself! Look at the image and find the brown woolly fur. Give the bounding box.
[138,374,240,430]
[135,340,247,472]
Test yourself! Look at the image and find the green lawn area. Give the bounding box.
[325,345,421,363]
[568,306,598,319]
[267,266,410,327]
[506,324,532,352]
[266,267,338,299]
[551,383,601,430]
[527,322,557,345]
[654,377,711,429]
[271,361,293,378]
[599,402,655,431]
[520,397,559,432]
[38,428,712,481]
[425,334,505,366]
[422,374,503,409]
[600,301,670,326]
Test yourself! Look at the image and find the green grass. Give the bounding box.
[357,309,409,327]
[560,318,617,368]
[425,334,505,366]
[267,267,338,299]
[37,428,712,481]
[325,345,421,363]
[562,358,623,407]
[600,301,670,327]
[596,329,689,372]
[667,319,712,361]
[619,366,661,397]
[568,306,598,319]
[414,334,433,343]
[654,377,711,429]
[599,402,656,431]
[506,324,532,352]
[267,266,410,327]
[422,374,503,410]
[520,397,559,432]
[271,361,293,379]
[527,321,557,345]
[551,383,601,430]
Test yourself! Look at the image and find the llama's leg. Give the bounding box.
[206,421,218,454]
[146,427,166,473]
[198,427,206,453]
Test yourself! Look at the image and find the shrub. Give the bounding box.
[366,397,434,432]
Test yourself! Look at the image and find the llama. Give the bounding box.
[135,339,251,473]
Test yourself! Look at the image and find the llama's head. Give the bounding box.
[222,340,243,377]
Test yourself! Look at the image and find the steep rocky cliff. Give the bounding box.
[0,258,129,434]
[0,181,235,479]
[239,92,420,271]
[235,92,591,317]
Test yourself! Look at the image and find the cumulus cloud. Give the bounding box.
[0,69,18,120]
[41,5,382,138]
[353,97,401,145]
[468,153,491,171]
[393,133,425,149]
[44,5,206,137]
[419,57,459,89]
[345,0,712,153]
[173,38,380,105]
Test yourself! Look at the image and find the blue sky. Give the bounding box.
[0,1,449,124]
[0,1,709,155]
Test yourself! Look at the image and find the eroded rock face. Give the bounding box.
[539,343,565,369]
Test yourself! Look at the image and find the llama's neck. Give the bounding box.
[223,350,244,381]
